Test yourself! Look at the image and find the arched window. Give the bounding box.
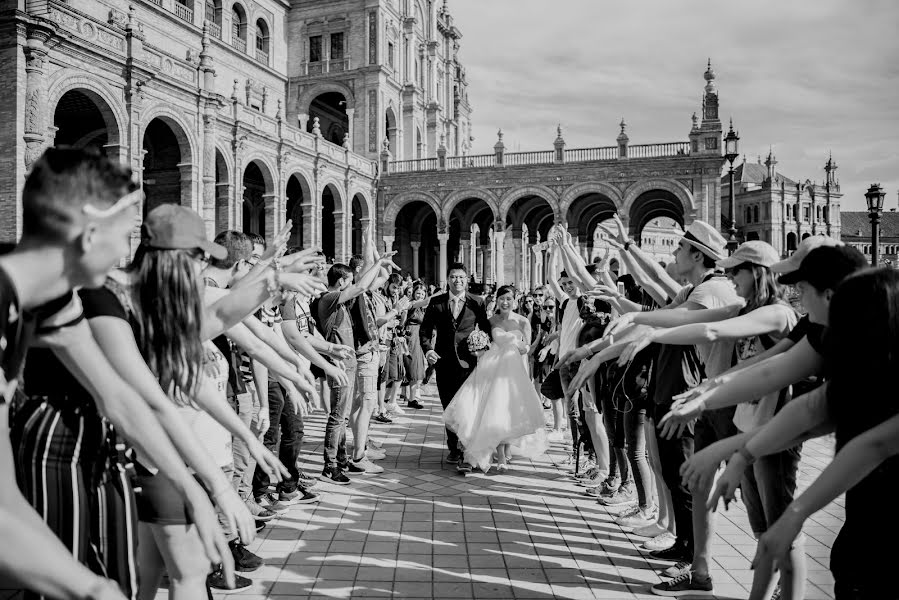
[793,204,799,221]
[205,0,222,37]
[255,19,269,64]
[823,206,828,222]
[745,206,752,224]
[753,205,759,223]
[231,4,247,52]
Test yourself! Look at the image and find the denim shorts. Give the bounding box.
[741,444,802,536]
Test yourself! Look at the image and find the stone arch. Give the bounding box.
[558,182,624,217]
[349,188,373,220]
[384,191,443,229]
[622,178,695,217]
[140,105,198,166]
[297,80,357,112]
[240,155,277,193]
[46,74,126,149]
[241,157,276,237]
[214,147,231,233]
[498,185,560,222]
[442,188,500,225]
[285,169,313,248]
[320,178,345,212]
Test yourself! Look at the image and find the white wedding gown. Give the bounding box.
[443,327,548,471]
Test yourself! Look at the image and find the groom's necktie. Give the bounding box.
[451,296,463,320]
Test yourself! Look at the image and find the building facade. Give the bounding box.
[721,151,842,256]
[841,207,899,267]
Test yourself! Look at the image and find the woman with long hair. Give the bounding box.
[402,282,430,409]
[619,240,804,598]
[443,285,548,472]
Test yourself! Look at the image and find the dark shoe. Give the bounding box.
[321,467,351,485]
[650,571,713,596]
[207,566,252,591]
[446,450,464,464]
[649,543,692,563]
[661,560,691,578]
[229,539,263,572]
[244,498,277,522]
[345,460,367,475]
[255,520,267,533]
[373,413,393,424]
[256,493,288,512]
[407,399,424,410]
[457,462,473,473]
[281,487,320,504]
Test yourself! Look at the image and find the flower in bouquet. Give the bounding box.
[467,326,490,353]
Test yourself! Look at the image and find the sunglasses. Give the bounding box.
[189,249,211,267]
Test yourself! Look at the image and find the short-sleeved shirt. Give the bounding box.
[787,314,826,355]
[316,290,355,348]
[279,294,313,371]
[204,279,247,398]
[558,296,584,355]
[673,276,742,378]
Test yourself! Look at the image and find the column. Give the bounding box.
[494,228,505,286]
[459,238,470,268]
[382,235,395,255]
[23,27,51,175]
[511,231,522,290]
[475,245,484,283]
[333,211,346,263]
[263,193,277,246]
[216,183,232,232]
[301,198,316,250]
[178,162,196,210]
[410,241,421,278]
[484,228,494,284]
[437,232,449,289]
[346,108,355,149]
[530,246,539,290]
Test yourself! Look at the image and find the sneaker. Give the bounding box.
[600,483,637,506]
[642,531,677,552]
[279,488,320,504]
[661,560,692,578]
[244,498,277,522]
[574,466,598,481]
[769,583,782,600]
[597,477,621,497]
[649,543,691,562]
[385,402,406,416]
[345,460,367,475]
[634,522,669,538]
[320,467,352,485]
[617,507,658,530]
[296,469,319,488]
[351,456,384,474]
[255,520,267,533]
[614,505,642,521]
[229,539,263,572]
[366,447,387,461]
[446,450,464,464]
[407,399,424,410]
[373,413,393,424]
[457,462,473,473]
[368,438,384,449]
[650,571,713,596]
[206,566,252,591]
[257,492,290,512]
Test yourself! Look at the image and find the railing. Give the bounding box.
[565,145,618,163]
[391,157,439,174]
[173,2,192,23]
[255,48,268,65]
[446,154,494,169]
[504,150,554,166]
[232,36,246,53]
[303,58,350,75]
[146,0,162,7]
[208,21,221,39]
[627,142,690,159]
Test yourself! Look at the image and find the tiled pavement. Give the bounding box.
[3,381,844,600]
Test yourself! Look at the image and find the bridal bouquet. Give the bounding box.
[467,326,490,353]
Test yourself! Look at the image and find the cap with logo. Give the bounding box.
[142,204,227,260]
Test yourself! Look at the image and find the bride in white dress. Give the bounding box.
[444,285,549,472]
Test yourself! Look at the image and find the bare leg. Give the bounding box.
[645,417,674,533]
[136,522,166,600]
[147,523,212,600]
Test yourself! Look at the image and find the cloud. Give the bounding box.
[449,0,899,210]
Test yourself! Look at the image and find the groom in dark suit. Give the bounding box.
[420,262,492,469]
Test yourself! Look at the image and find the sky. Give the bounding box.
[448,0,899,212]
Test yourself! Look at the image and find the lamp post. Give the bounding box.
[724,120,740,254]
[865,183,886,267]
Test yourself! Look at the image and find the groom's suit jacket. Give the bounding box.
[419,292,492,372]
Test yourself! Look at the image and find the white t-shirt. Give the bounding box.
[178,341,233,468]
[558,296,584,355]
[674,276,743,378]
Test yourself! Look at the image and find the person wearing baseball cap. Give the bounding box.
[771,235,843,275]
[142,203,228,261]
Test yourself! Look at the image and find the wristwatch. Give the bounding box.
[623,240,632,251]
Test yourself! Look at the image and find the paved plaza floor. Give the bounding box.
[2,382,844,600]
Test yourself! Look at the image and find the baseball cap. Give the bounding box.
[771,235,843,274]
[142,204,227,260]
[717,240,780,270]
[777,245,867,290]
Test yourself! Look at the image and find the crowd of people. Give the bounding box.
[0,146,896,600]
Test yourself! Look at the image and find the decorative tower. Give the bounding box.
[823,152,842,238]
[697,59,723,156]
[764,147,778,184]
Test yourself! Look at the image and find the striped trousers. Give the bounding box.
[10,396,139,600]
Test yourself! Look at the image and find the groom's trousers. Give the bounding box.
[435,364,471,453]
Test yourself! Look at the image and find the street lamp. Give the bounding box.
[724,119,740,254]
[865,183,886,267]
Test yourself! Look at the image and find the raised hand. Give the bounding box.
[262,220,293,262]
[282,248,325,273]
[323,362,350,387]
[281,273,327,297]
[606,312,636,336]
[326,343,354,361]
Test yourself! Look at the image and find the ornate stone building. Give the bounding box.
[1,0,470,262]
[722,151,842,256]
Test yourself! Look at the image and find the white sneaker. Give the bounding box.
[642,531,676,552]
[617,507,658,529]
[633,521,668,538]
[352,456,384,474]
[385,402,405,416]
[368,438,384,449]
[366,447,387,461]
